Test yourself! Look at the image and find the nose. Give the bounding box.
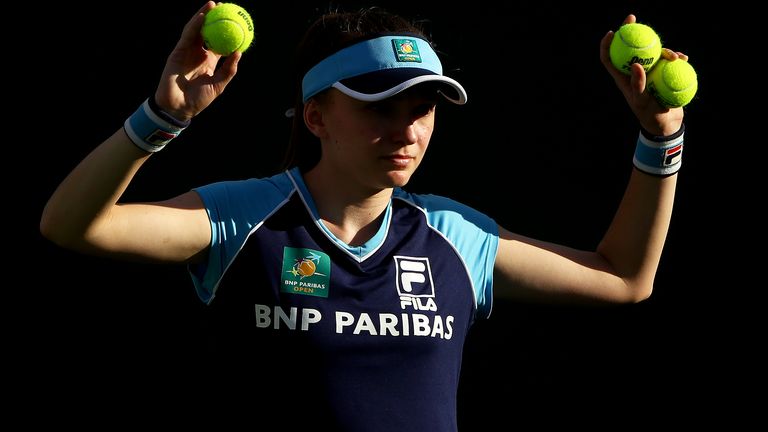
[391,117,419,146]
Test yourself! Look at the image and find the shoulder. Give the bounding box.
[192,171,298,224]
[396,190,499,319]
[194,171,296,202]
[393,189,497,234]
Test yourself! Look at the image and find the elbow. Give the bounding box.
[623,280,654,304]
[40,208,68,247]
[40,206,83,250]
[630,287,653,303]
[40,207,57,242]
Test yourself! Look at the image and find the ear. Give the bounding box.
[303,98,328,139]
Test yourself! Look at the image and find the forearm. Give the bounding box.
[40,128,151,248]
[596,168,677,298]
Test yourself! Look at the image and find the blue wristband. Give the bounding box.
[633,125,685,176]
[124,98,188,153]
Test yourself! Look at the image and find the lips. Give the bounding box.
[383,154,413,167]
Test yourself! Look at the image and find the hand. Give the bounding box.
[154,1,241,122]
[601,14,685,136]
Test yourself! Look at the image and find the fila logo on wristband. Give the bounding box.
[664,144,683,166]
[146,129,178,147]
[633,128,684,176]
[124,99,186,153]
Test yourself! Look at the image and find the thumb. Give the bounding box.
[212,51,241,93]
[630,63,647,96]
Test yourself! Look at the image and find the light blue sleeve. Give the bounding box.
[188,172,295,304]
[395,191,499,319]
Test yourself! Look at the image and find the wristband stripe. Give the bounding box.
[124,98,187,153]
[633,127,685,176]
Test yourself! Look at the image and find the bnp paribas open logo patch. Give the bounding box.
[281,247,331,298]
[392,39,421,62]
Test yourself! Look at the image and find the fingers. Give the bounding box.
[177,2,217,49]
[193,1,216,18]
[213,51,241,90]
[600,30,630,85]
[661,48,689,62]
[629,63,646,95]
[623,14,637,25]
[661,48,678,61]
[599,31,613,67]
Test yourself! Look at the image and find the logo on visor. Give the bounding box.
[392,39,422,63]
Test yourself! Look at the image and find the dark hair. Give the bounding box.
[281,7,428,171]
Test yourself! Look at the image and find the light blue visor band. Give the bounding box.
[301,35,467,104]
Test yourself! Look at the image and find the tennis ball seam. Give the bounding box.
[201,3,254,55]
[617,31,657,49]
[204,19,247,46]
[609,23,662,74]
[647,59,698,107]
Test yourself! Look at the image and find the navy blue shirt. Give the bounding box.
[191,168,498,431]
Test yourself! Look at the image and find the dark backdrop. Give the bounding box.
[25,0,757,427]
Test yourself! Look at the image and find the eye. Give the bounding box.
[413,103,436,118]
[366,101,395,115]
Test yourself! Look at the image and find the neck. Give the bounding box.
[303,165,392,247]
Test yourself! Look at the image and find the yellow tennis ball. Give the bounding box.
[201,3,254,56]
[646,58,698,108]
[609,22,662,75]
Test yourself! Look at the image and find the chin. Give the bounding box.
[385,171,413,188]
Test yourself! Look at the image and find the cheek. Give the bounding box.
[415,121,434,146]
[420,124,433,140]
[333,116,377,142]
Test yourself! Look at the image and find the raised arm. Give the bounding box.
[493,14,687,304]
[40,2,237,264]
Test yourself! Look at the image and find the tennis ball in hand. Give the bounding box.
[646,58,698,108]
[201,3,254,56]
[609,22,662,74]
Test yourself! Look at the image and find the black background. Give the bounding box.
[23,0,760,427]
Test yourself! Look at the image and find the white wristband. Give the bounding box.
[124,98,188,153]
[632,125,685,176]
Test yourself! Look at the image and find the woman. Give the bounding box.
[40,2,688,430]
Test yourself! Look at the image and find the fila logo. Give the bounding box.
[145,129,177,147]
[664,144,683,166]
[394,256,437,311]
